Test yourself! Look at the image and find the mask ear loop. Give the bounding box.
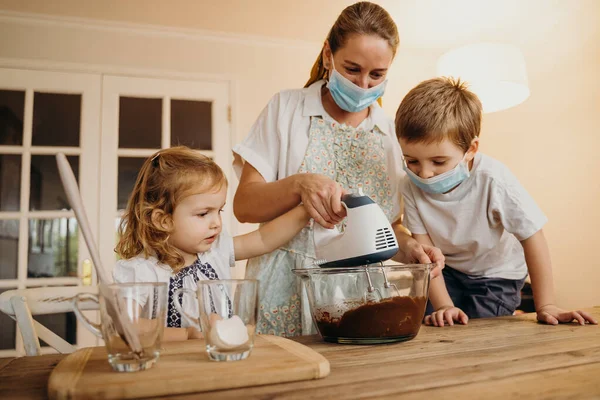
[401,156,409,169]
[321,54,329,82]
[326,56,336,82]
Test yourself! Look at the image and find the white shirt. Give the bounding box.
[402,153,548,280]
[113,230,235,327]
[232,79,405,221]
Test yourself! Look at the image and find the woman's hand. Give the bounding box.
[536,304,598,325]
[394,232,445,278]
[405,239,445,279]
[418,243,445,279]
[425,306,469,327]
[295,173,346,228]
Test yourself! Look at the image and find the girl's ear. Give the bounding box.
[151,209,172,232]
[465,137,480,162]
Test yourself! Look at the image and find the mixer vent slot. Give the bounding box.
[375,227,396,250]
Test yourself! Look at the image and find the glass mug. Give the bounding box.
[73,282,168,372]
[174,279,258,361]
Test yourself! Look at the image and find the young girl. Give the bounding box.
[395,77,597,327]
[114,146,311,340]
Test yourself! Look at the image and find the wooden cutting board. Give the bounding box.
[48,335,330,399]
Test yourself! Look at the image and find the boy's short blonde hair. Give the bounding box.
[395,77,482,152]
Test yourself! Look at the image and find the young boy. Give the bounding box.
[395,77,597,327]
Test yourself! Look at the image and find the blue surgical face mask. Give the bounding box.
[403,155,471,194]
[327,58,388,113]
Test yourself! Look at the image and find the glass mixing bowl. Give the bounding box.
[294,263,431,344]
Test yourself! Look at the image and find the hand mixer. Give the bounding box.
[313,191,401,301]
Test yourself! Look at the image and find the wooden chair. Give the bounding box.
[0,286,98,356]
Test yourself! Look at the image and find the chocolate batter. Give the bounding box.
[316,296,427,340]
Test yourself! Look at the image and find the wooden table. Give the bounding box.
[1,307,599,399]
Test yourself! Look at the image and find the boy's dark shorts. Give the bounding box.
[426,265,526,319]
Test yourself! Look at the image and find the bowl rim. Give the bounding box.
[292,262,434,276]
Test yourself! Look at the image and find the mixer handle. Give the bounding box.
[341,193,375,209]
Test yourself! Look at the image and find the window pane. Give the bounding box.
[0,289,16,350]
[171,99,212,150]
[32,92,81,147]
[0,154,21,211]
[119,97,162,149]
[0,90,25,145]
[0,220,18,279]
[30,155,78,211]
[28,218,78,278]
[35,311,77,346]
[117,157,146,210]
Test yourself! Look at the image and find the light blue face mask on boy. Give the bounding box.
[403,155,471,194]
[327,58,388,113]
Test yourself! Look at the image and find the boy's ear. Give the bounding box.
[465,137,480,162]
[151,209,172,232]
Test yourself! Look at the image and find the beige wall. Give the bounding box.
[0,2,598,309]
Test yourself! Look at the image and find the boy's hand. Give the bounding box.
[536,304,598,325]
[425,306,468,327]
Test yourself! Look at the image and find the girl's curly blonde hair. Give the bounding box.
[116,146,227,272]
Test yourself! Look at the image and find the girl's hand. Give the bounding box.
[295,174,346,228]
[536,304,598,325]
[425,306,469,327]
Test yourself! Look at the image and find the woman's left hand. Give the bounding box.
[394,229,444,278]
[536,304,598,325]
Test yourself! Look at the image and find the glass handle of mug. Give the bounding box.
[172,288,202,330]
[72,293,103,339]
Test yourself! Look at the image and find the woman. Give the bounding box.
[233,1,443,336]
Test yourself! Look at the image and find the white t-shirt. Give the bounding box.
[113,230,235,327]
[232,79,405,221]
[402,153,547,280]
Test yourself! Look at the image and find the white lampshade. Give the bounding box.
[437,43,530,113]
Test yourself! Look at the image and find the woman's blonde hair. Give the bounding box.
[116,146,227,272]
[304,1,399,88]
